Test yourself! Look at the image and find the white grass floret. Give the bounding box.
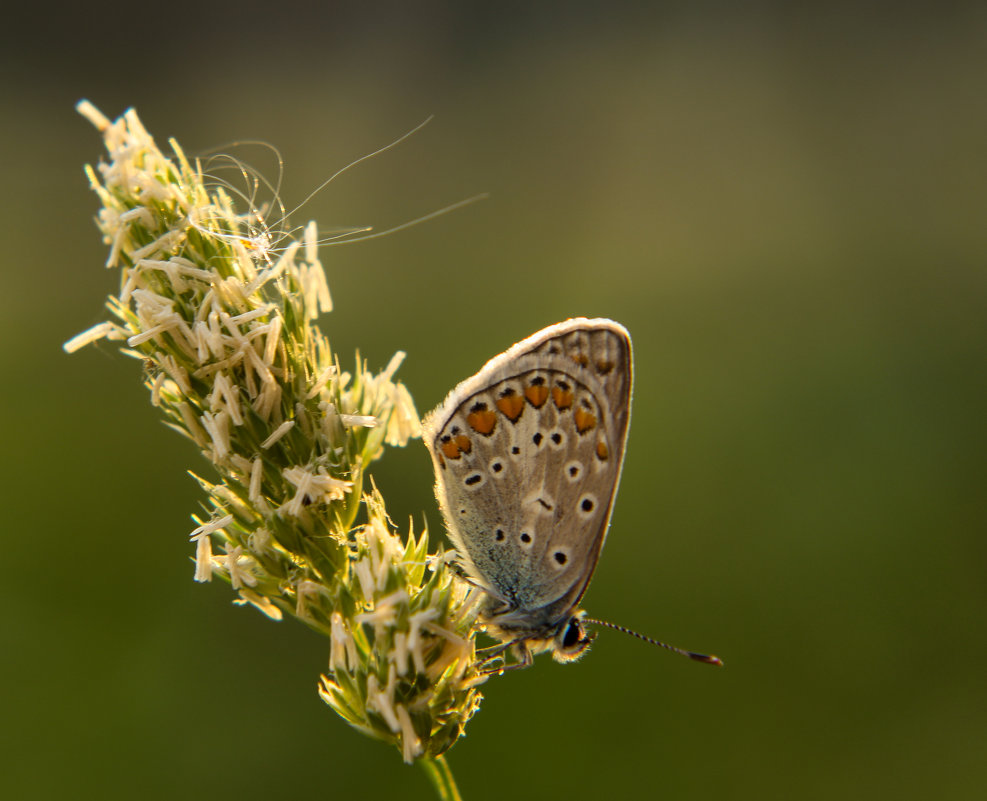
[260,420,294,449]
[62,322,124,353]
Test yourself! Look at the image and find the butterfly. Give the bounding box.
[423,318,721,671]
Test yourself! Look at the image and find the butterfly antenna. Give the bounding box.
[583,618,723,666]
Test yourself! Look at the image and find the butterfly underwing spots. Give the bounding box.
[510,444,522,458]
[466,402,497,436]
[572,352,589,367]
[549,430,565,448]
[595,440,609,461]
[552,381,574,410]
[464,473,484,488]
[440,433,473,460]
[495,387,525,422]
[494,528,506,542]
[551,547,571,569]
[565,460,583,481]
[489,458,505,476]
[519,531,533,548]
[596,359,615,375]
[524,489,555,514]
[532,431,544,447]
[525,376,549,407]
[577,493,598,518]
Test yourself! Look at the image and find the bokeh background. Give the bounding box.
[2,3,985,799]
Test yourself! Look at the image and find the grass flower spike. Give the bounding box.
[67,101,485,777]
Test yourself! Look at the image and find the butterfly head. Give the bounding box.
[551,610,596,663]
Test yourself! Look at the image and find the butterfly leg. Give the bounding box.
[478,640,533,674]
[476,640,512,673]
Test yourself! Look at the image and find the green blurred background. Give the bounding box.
[2,3,985,799]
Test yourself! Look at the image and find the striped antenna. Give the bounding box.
[584,618,723,666]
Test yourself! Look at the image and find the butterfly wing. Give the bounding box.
[423,318,632,634]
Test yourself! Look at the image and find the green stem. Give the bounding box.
[419,754,463,801]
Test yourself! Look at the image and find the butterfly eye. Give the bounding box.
[562,620,582,648]
[552,614,595,663]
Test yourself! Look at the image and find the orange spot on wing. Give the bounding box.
[467,408,497,435]
[552,386,574,410]
[440,434,473,459]
[525,383,549,408]
[596,360,614,374]
[572,352,589,367]
[596,441,609,460]
[574,407,597,434]
[496,390,525,422]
